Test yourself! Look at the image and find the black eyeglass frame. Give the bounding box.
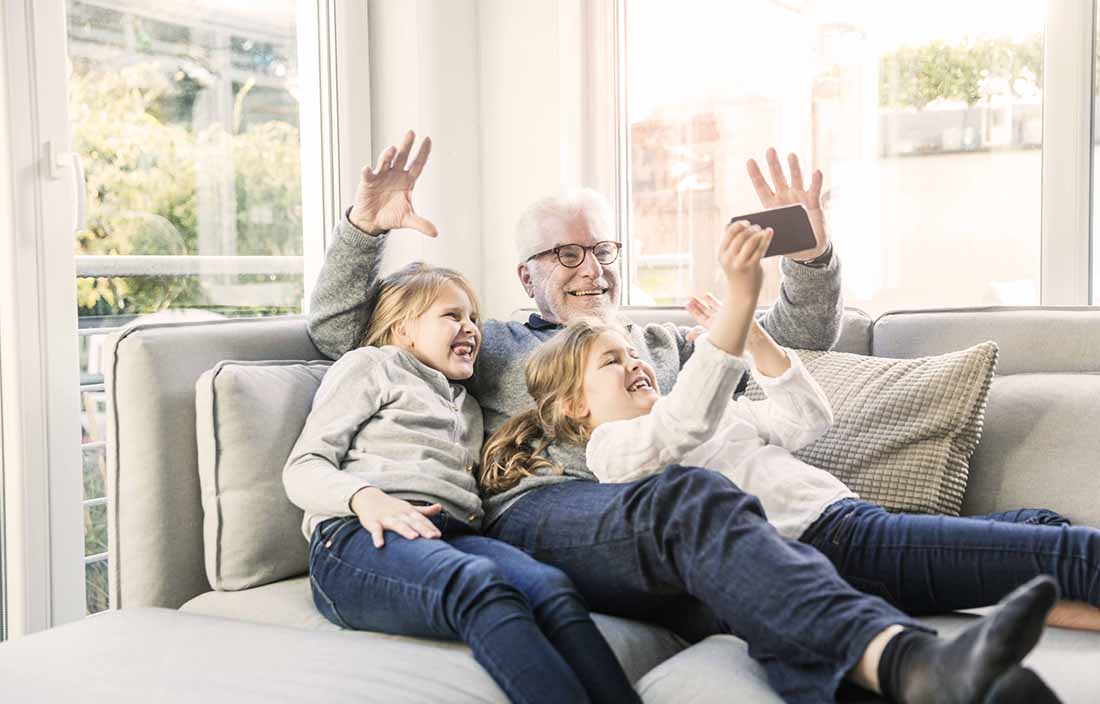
[529,240,622,269]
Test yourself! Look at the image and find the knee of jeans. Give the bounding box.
[449,556,520,609]
[523,564,583,608]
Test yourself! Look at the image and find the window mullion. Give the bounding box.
[1040,0,1095,305]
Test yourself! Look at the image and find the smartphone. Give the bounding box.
[728,204,817,258]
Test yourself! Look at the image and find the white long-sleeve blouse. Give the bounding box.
[586,334,857,540]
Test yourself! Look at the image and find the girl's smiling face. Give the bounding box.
[395,280,481,380]
[573,330,659,429]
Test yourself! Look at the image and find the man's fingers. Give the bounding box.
[766,148,789,191]
[788,153,804,191]
[809,169,824,205]
[746,159,775,202]
[404,214,439,238]
[408,136,432,181]
[392,130,416,171]
[704,291,722,311]
[373,146,397,175]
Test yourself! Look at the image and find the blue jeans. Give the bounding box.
[804,498,1100,614]
[484,466,930,704]
[308,511,640,704]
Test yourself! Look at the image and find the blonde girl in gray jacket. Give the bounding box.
[283,263,639,704]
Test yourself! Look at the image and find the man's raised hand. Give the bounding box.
[348,130,438,237]
[746,148,828,262]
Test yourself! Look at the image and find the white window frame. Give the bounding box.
[1,0,361,637]
[608,0,1098,307]
[1,0,87,637]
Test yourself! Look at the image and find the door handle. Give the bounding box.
[46,141,86,231]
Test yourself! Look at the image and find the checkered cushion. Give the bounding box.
[744,342,998,515]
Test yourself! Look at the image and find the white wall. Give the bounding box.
[365,0,610,319]
[367,0,484,297]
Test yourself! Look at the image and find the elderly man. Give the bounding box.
[306,132,1059,703]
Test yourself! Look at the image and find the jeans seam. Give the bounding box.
[310,573,352,629]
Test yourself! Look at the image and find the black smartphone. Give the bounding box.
[728,204,817,258]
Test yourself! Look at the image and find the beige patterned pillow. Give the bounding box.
[743,342,998,515]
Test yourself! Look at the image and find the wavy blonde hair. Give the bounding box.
[480,317,623,495]
[361,262,481,348]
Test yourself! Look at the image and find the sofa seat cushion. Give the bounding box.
[0,607,507,703]
[635,614,1100,703]
[181,575,687,685]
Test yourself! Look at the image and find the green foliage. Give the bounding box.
[70,60,303,317]
[880,36,1042,110]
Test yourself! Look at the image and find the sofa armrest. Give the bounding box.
[105,316,324,609]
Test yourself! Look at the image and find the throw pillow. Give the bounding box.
[743,342,998,515]
[195,360,331,591]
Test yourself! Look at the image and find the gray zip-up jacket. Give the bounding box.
[308,214,843,524]
[283,344,484,540]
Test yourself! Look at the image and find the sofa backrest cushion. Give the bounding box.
[872,307,1100,526]
[195,360,331,591]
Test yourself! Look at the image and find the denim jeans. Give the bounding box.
[803,498,1100,614]
[484,466,930,704]
[308,510,640,704]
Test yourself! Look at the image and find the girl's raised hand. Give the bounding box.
[349,487,442,548]
[718,221,772,308]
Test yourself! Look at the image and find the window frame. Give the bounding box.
[0,0,360,636]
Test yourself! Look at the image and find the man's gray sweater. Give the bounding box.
[308,215,844,523]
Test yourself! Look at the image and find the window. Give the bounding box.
[621,0,1050,316]
[67,0,308,614]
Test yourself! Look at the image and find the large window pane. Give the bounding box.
[625,1,1044,315]
[67,0,307,614]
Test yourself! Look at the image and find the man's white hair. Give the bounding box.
[515,188,616,264]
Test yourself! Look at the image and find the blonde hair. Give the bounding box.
[361,262,481,348]
[480,317,623,495]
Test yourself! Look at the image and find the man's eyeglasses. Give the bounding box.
[530,241,622,269]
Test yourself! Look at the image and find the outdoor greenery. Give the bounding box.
[71,59,304,318]
[72,56,304,613]
[879,36,1043,110]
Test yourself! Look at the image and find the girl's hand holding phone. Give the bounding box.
[349,486,442,547]
[703,222,772,358]
[719,221,772,307]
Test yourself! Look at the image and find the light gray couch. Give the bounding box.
[2,307,1098,702]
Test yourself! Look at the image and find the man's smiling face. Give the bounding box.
[519,211,621,325]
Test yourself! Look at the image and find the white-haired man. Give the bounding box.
[306,131,1059,703]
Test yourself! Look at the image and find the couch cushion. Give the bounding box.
[0,607,506,703]
[744,342,998,515]
[964,374,1100,526]
[181,576,688,685]
[515,307,875,355]
[872,307,1100,375]
[195,360,331,590]
[636,616,1100,703]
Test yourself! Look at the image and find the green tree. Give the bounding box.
[70,59,303,318]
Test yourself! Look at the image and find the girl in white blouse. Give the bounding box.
[482,222,1100,643]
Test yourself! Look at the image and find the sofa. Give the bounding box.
[2,306,1099,702]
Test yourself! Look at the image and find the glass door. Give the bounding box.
[66,0,315,614]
